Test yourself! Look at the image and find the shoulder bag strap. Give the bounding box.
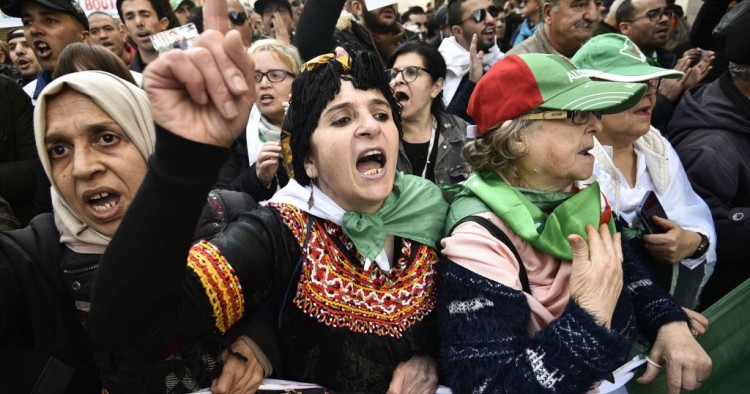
[451,215,531,294]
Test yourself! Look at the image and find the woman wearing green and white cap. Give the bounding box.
[437,53,710,393]
[573,34,717,312]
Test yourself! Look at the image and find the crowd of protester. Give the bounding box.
[0,0,748,392]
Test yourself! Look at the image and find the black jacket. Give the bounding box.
[668,71,750,308]
[295,0,417,65]
[91,127,439,392]
[0,74,37,225]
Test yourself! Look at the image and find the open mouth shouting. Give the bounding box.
[135,29,152,45]
[259,93,276,105]
[82,190,122,221]
[33,39,52,59]
[394,90,409,104]
[15,57,31,70]
[357,148,386,177]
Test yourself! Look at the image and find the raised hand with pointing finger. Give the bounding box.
[144,0,255,148]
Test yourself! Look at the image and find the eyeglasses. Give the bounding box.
[461,5,500,24]
[385,66,429,83]
[519,110,603,125]
[646,78,661,91]
[228,11,248,26]
[255,69,295,83]
[625,7,674,22]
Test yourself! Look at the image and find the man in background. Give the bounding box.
[255,0,295,43]
[401,6,428,40]
[508,0,601,57]
[88,11,136,66]
[440,0,503,121]
[295,0,417,65]
[117,0,176,72]
[6,27,41,86]
[1,0,90,103]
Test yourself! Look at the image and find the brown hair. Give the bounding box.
[53,43,137,85]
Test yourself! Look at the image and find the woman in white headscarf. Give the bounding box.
[0,71,265,394]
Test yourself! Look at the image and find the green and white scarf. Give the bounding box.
[446,172,614,261]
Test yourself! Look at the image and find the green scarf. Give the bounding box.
[448,172,614,261]
[342,172,449,262]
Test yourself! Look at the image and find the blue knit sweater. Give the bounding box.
[437,225,688,393]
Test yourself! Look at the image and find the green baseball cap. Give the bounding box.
[468,53,648,135]
[572,34,684,82]
[170,0,195,11]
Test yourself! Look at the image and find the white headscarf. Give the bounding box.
[33,71,155,254]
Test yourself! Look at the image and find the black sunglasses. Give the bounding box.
[228,11,248,26]
[461,5,500,24]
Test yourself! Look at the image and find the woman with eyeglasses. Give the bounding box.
[386,42,471,185]
[214,38,301,201]
[437,53,710,393]
[573,34,717,313]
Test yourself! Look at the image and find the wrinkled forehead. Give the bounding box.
[45,87,97,120]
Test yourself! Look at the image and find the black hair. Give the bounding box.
[387,41,447,115]
[615,0,636,26]
[447,0,465,27]
[116,0,179,30]
[288,44,403,186]
[400,6,426,24]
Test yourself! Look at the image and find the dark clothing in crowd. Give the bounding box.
[500,11,523,53]
[0,74,37,225]
[445,75,476,124]
[668,72,750,309]
[396,112,470,185]
[0,195,19,231]
[295,0,417,64]
[1,214,110,393]
[0,63,23,85]
[213,133,290,202]
[90,127,439,393]
[646,52,678,133]
[129,50,149,73]
[594,21,618,37]
[0,209,278,393]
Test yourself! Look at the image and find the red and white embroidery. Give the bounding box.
[270,203,437,338]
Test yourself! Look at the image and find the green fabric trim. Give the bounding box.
[627,278,750,394]
[446,172,614,261]
[342,172,449,262]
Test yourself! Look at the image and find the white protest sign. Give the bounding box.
[365,0,398,10]
[78,0,120,19]
[1,9,21,28]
